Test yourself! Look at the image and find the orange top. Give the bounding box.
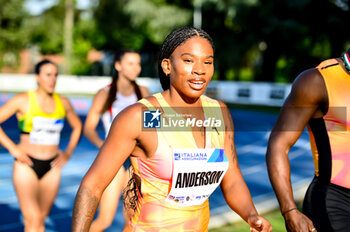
[129,93,227,231]
[308,59,350,188]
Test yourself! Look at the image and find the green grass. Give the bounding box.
[209,203,303,232]
[209,208,286,232]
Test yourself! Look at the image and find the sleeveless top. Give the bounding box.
[18,90,65,145]
[129,93,228,231]
[101,90,138,136]
[307,59,350,188]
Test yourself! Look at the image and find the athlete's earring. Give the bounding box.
[343,51,350,73]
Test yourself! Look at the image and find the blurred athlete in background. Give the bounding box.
[83,49,149,231]
[0,59,82,231]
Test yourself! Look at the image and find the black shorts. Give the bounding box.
[16,155,57,179]
[303,176,350,232]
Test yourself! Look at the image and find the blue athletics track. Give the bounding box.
[0,93,314,231]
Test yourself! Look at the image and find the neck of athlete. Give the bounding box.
[36,87,54,98]
[117,74,135,95]
[166,87,202,108]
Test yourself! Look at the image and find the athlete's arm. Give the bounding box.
[266,69,327,232]
[52,96,82,168]
[219,102,272,232]
[83,89,108,148]
[0,93,32,165]
[72,103,143,232]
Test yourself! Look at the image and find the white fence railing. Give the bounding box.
[0,74,291,114]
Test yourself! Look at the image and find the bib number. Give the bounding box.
[30,117,64,145]
[166,148,228,207]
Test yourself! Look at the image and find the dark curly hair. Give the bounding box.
[122,170,142,215]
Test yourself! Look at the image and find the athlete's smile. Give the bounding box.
[188,78,206,90]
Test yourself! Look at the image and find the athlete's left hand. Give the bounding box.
[51,150,70,169]
[248,215,273,232]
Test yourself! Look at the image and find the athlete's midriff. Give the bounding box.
[130,144,211,231]
[132,169,210,231]
[16,91,65,160]
[18,135,59,160]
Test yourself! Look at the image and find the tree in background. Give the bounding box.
[63,0,74,74]
[248,0,350,82]
[29,2,65,55]
[89,0,191,77]
[0,0,30,71]
[1,0,349,81]
[188,0,349,82]
[27,0,97,75]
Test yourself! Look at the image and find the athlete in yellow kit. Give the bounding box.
[0,59,82,231]
[72,27,272,232]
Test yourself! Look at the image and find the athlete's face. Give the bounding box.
[162,37,214,99]
[115,53,141,81]
[35,63,58,94]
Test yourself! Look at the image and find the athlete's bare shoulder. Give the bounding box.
[216,99,228,108]
[109,102,146,138]
[93,88,109,101]
[0,92,30,119]
[12,92,29,102]
[288,68,327,107]
[96,87,109,97]
[6,92,29,110]
[141,94,160,108]
[116,102,145,121]
[57,95,72,109]
[293,68,324,88]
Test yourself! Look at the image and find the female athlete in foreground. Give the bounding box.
[72,27,272,232]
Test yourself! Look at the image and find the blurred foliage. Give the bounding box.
[71,13,97,75]
[200,0,350,81]
[0,0,30,69]
[29,1,65,54]
[125,0,191,44]
[0,0,349,81]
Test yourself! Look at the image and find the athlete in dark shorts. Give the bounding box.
[266,48,350,232]
[0,59,82,231]
[15,155,58,179]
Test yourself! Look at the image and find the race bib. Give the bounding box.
[166,148,229,207]
[30,116,64,145]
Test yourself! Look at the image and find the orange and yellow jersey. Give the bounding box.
[18,90,65,145]
[129,93,227,231]
[307,59,350,188]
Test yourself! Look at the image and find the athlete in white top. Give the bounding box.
[83,49,149,232]
[101,92,138,136]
